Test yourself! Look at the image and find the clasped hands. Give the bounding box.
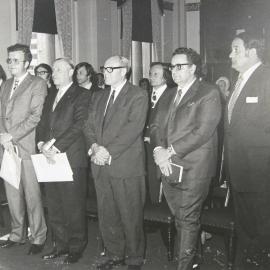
[90,143,111,166]
[153,147,172,177]
[0,133,14,153]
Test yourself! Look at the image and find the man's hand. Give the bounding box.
[158,159,172,177]
[153,147,171,166]
[0,133,12,145]
[2,140,14,153]
[92,146,110,165]
[41,147,58,164]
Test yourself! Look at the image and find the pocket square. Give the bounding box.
[246,96,258,103]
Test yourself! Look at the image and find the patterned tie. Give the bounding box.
[228,76,243,123]
[151,91,157,108]
[168,89,182,122]
[10,79,19,99]
[103,90,115,128]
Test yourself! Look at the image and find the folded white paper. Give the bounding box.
[31,153,73,182]
[0,149,21,189]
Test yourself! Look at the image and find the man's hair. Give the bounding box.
[150,62,175,87]
[172,47,202,77]
[73,62,96,83]
[235,31,265,60]
[34,63,52,76]
[7,43,32,65]
[112,55,132,80]
[54,57,74,70]
[0,65,7,81]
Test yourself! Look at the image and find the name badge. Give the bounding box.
[246,97,258,103]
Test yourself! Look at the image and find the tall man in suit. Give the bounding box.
[84,56,148,270]
[0,44,47,254]
[225,31,270,265]
[144,62,172,203]
[150,48,221,270]
[36,58,90,264]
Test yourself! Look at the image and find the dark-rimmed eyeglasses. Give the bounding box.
[100,66,126,73]
[36,71,49,76]
[169,63,191,71]
[6,58,26,65]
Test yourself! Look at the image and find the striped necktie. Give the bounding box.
[228,76,243,123]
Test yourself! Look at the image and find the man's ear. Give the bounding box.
[24,61,30,70]
[69,68,74,77]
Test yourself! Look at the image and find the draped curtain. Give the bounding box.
[121,0,132,58]
[54,0,73,58]
[17,0,35,45]
[151,0,162,61]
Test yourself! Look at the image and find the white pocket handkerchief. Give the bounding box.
[246,97,258,103]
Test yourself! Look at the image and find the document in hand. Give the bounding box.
[165,162,183,184]
[0,149,21,189]
[31,153,73,182]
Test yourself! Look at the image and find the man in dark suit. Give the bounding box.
[36,58,90,264]
[0,44,47,255]
[150,48,221,270]
[225,31,270,265]
[144,62,173,203]
[84,55,148,270]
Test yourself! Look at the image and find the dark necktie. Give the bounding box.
[103,90,115,128]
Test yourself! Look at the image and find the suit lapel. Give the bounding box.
[9,74,32,101]
[102,82,130,130]
[229,65,262,127]
[177,79,199,109]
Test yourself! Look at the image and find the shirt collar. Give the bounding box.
[178,77,196,98]
[58,82,73,96]
[14,72,28,85]
[152,84,167,101]
[110,79,127,100]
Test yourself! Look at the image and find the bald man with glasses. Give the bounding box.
[84,55,148,270]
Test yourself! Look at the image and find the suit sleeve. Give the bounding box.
[172,89,221,158]
[53,90,90,152]
[83,94,98,149]
[9,79,47,142]
[106,91,148,160]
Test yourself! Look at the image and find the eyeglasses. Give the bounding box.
[100,66,126,73]
[6,58,26,65]
[169,63,191,71]
[36,71,49,76]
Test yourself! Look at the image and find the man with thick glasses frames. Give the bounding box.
[0,43,47,255]
[150,47,221,270]
[84,55,148,270]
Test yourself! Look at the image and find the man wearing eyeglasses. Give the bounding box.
[84,56,148,270]
[150,48,221,270]
[0,44,47,254]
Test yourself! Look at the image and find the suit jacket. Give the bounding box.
[150,79,221,184]
[0,74,47,160]
[36,83,90,168]
[84,81,148,179]
[224,64,270,192]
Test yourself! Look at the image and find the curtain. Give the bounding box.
[151,0,162,61]
[17,0,35,45]
[54,0,72,58]
[121,0,132,58]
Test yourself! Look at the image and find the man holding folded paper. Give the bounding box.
[0,44,47,255]
[150,47,221,270]
[36,58,90,264]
